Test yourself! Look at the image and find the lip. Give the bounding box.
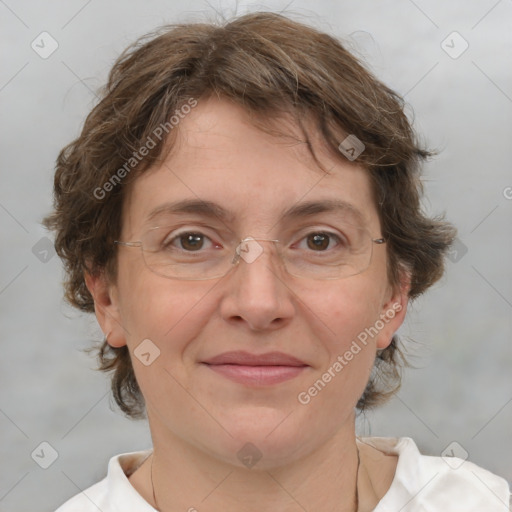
[203,350,307,366]
[202,351,309,386]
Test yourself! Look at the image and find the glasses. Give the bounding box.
[114,224,385,281]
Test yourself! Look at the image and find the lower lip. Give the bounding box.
[204,364,307,386]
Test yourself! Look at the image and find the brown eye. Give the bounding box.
[179,233,204,251]
[158,228,219,254]
[306,233,331,251]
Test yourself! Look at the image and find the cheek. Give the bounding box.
[115,272,222,413]
[307,277,385,344]
[300,278,387,396]
[115,260,215,357]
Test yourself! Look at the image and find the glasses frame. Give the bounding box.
[114,231,386,281]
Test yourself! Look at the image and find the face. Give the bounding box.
[88,97,408,469]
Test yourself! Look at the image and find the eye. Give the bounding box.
[164,231,217,252]
[297,231,346,252]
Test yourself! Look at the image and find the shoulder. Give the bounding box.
[55,450,153,512]
[360,436,511,512]
[55,477,109,512]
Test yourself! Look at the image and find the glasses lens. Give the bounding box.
[282,226,374,280]
[140,227,230,280]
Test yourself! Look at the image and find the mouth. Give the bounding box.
[201,351,309,386]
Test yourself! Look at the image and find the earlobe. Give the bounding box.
[84,270,127,348]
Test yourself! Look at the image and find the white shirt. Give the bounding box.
[55,437,510,511]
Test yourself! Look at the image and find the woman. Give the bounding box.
[46,11,510,511]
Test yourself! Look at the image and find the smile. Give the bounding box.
[201,350,309,386]
[203,363,307,386]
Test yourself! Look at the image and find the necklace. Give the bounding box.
[150,447,361,511]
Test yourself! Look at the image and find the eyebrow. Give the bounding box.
[145,198,366,227]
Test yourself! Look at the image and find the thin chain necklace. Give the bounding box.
[150,447,361,511]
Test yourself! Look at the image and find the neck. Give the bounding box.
[146,415,366,512]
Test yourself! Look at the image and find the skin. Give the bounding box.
[86,97,409,511]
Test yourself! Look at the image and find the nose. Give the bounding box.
[219,238,295,332]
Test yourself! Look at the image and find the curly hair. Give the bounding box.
[44,12,456,419]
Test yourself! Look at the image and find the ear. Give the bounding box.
[84,270,127,348]
[375,269,411,350]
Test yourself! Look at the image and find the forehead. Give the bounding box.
[122,98,379,236]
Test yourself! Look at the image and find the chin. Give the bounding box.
[201,411,317,470]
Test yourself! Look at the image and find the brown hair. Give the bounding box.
[44,12,456,419]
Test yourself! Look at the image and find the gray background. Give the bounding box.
[1,0,511,510]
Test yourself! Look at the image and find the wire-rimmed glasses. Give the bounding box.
[114,224,385,281]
